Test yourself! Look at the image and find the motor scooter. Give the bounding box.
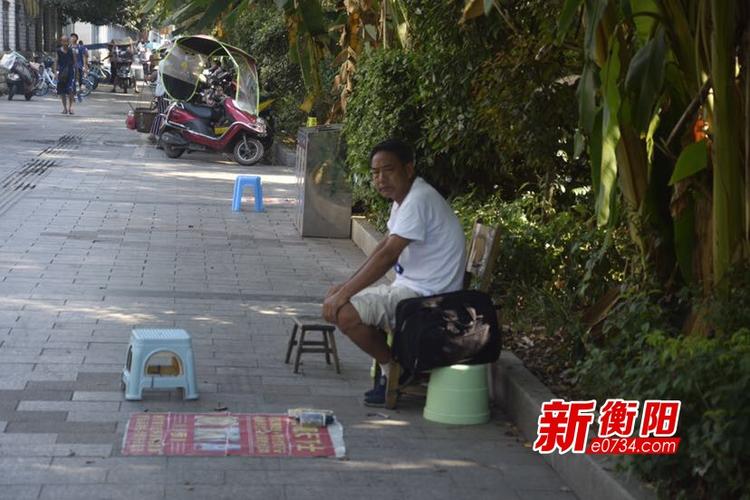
[157,35,270,166]
[159,89,268,166]
[115,62,134,93]
[1,52,40,101]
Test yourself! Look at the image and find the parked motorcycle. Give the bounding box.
[115,62,134,93]
[33,66,57,96]
[1,52,40,101]
[84,60,109,90]
[33,56,56,96]
[158,35,270,166]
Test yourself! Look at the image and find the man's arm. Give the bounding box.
[326,235,389,298]
[322,235,410,322]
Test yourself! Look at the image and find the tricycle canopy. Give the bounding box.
[160,35,259,116]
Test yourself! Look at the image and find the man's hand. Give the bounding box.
[322,291,349,323]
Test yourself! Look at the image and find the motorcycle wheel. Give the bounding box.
[233,136,264,166]
[34,81,48,97]
[162,141,185,159]
[79,79,93,97]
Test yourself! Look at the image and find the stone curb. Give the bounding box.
[349,216,656,500]
[495,353,656,500]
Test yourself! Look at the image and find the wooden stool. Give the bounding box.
[285,317,341,374]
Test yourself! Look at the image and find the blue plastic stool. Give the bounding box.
[121,328,199,401]
[232,175,264,212]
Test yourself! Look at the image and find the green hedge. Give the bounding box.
[576,271,750,499]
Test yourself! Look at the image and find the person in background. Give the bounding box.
[69,33,88,100]
[55,35,76,114]
[140,40,152,79]
[106,40,117,88]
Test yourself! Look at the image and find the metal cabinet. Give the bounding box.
[295,125,351,238]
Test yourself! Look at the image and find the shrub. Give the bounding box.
[451,189,629,338]
[227,3,305,139]
[577,277,750,499]
[343,0,586,225]
[343,48,420,228]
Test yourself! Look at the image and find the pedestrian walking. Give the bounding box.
[70,34,89,100]
[56,35,76,115]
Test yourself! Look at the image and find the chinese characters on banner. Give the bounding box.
[122,413,342,457]
[533,399,681,455]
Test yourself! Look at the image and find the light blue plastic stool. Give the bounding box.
[232,175,264,212]
[121,328,199,401]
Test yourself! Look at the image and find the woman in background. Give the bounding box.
[56,35,76,114]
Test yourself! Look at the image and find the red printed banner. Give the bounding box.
[122,413,344,457]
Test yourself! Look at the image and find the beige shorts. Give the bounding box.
[349,284,421,331]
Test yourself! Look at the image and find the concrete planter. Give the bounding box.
[349,216,656,500]
[273,141,296,169]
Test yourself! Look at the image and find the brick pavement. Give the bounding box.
[0,89,576,499]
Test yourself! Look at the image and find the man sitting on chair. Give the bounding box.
[322,139,466,406]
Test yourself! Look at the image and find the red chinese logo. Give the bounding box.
[534,399,682,455]
[598,399,640,438]
[639,400,681,437]
[533,399,597,454]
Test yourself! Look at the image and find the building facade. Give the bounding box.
[0,0,62,54]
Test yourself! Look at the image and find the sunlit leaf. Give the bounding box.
[583,0,608,60]
[669,140,708,185]
[460,0,493,23]
[577,62,599,135]
[596,33,622,226]
[589,109,603,198]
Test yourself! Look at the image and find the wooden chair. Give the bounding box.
[381,221,501,409]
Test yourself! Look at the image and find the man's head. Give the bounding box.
[70,33,78,44]
[369,139,416,203]
[60,35,69,48]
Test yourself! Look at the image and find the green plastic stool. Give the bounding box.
[423,364,490,425]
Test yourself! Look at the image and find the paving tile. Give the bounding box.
[0,94,576,498]
[72,391,124,402]
[39,484,165,500]
[0,485,41,499]
[165,484,283,500]
[17,401,120,413]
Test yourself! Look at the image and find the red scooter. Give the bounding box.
[156,35,270,166]
[159,95,268,166]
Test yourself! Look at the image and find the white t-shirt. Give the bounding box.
[387,177,466,296]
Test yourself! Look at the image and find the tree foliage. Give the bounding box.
[224,2,307,138]
[558,0,749,291]
[345,0,584,205]
[49,0,144,29]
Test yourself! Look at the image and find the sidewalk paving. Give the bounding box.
[0,89,576,499]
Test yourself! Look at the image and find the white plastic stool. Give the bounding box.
[121,328,199,401]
